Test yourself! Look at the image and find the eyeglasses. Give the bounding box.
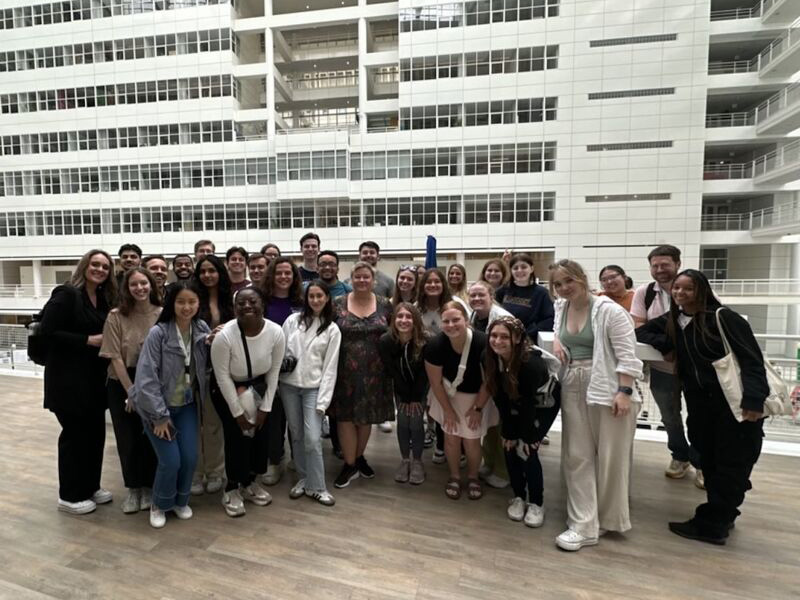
[400,264,420,272]
[600,274,622,284]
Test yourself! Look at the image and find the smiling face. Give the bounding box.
[483,263,504,288]
[198,262,219,289]
[397,270,416,294]
[423,272,444,299]
[301,238,319,263]
[173,257,193,280]
[146,258,169,287]
[174,288,200,322]
[227,251,246,276]
[307,285,329,316]
[394,307,414,334]
[86,253,111,286]
[550,268,586,301]
[128,271,151,302]
[650,255,680,287]
[248,257,267,283]
[488,323,514,360]
[359,245,379,266]
[317,255,339,283]
[351,266,374,293]
[511,260,533,286]
[120,250,141,271]
[671,274,698,313]
[468,283,492,315]
[273,262,294,292]
[448,267,464,288]
[234,288,263,319]
[600,268,625,296]
[441,307,467,339]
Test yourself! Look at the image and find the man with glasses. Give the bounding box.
[317,251,352,298]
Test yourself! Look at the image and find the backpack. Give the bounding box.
[26,286,81,366]
[643,281,658,312]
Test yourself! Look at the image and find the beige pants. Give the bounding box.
[560,361,637,538]
[193,395,225,484]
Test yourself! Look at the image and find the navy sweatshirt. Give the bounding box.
[378,333,429,403]
[495,283,554,342]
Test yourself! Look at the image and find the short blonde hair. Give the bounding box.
[548,259,590,298]
[350,261,375,278]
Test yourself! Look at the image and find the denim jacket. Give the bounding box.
[131,320,210,427]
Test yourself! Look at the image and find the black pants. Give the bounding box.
[328,415,341,454]
[55,408,106,502]
[261,389,286,471]
[107,376,157,489]
[211,389,269,491]
[686,387,763,535]
[505,449,544,505]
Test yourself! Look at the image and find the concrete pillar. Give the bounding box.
[358,16,368,135]
[265,0,275,137]
[32,259,42,298]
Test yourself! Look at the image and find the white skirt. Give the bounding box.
[427,388,499,440]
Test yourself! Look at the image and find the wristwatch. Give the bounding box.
[617,386,633,396]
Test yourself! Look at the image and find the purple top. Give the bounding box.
[265,296,294,326]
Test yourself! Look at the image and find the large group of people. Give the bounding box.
[36,237,771,549]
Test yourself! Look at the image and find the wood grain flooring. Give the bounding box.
[1,374,799,600]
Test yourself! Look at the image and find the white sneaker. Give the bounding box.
[172,505,193,520]
[139,488,152,511]
[222,489,246,517]
[524,503,545,528]
[289,479,307,499]
[378,421,393,433]
[507,497,525,521]
[205,477,224,494]
[242,482,272,506]
[92,488,113,504]
[121,489,141,514]
[261,463,284,486]
[190,481,205,496]
[484,474,510,489]
[556,528,598,552]
[306,489,336,506]
[665,459,691,479]
[57,498,97,515]
[150,506,166,529]
[432,450,446,464]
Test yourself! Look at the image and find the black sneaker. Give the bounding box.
[668,519,727,545]
[356,455,375,479]
[334,464,360,488]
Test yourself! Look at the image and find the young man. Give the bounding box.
[632,245,701,486]
[298,233,320,282]
[317,251,352,298]
[172,254,194,281]
[354,241,394,298]
[143,254,169,297]
[225,246,250,293]
[194,239,215,262]
[247,253,268,286]
[117,243,143,285]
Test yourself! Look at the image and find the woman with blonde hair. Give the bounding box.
[549,259,642,552]
[447,264,469,302]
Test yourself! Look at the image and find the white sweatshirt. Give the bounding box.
[210,318,285,417]
[280,313,341,412]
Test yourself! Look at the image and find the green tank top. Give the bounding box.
[559,299,594,360]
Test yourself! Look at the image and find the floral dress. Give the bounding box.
[330,294,394,424]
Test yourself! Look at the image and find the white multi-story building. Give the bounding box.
[0,0,798,347]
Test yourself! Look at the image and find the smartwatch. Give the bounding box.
[617,386,633,396]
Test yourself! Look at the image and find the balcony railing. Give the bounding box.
[758,20,800,71]
[710,6,761,21]
[754,81,800,126]
[709,278,800,295]
[0,285,55,299]
[708,59,759,74]
[700,213,751,231]
[286,75,358,90]
[703,163,754,179]
[701,199,800,231]
[753,138,800,178]
[706,111,755,127]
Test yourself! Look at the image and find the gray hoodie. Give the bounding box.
[131,320,211,427]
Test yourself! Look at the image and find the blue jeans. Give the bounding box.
[281,384,326,493]
[649,369,699,466]
[144,402,199,510]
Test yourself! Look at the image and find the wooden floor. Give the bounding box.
[1,375,799,600]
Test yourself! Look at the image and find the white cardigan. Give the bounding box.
[553,295,643,406]
[280,313,342,412]
[469,302,512,329]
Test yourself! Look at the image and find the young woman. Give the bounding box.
[100,268,161,514]
[132,281,211,529]
[424,301,498,500]
[281,281,341,506]
[484,317,560,527]
[468,280,512,334]
[258,256,304,486]
[447,264,469,302]
[40,249,117,515]
[480,258,509,292]
[598,265,635,312]
[636,269,768,545]
[496,253,554,343]
[191,255,231,495]
[550,259,642,551]
[210,287,285,517]
[330,262,394,488]
[391,265,419,305]
[379,303,429,485]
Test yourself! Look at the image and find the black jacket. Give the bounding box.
[40,285,110,413]
[636,307,769,412]
[378,333,428,403]
[491,351,554,444]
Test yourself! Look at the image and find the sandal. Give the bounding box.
[445,478,461,500]
[467,479,483,500]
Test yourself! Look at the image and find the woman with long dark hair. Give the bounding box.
[484,317,560,527]
[379,303,429,485]
[210,287,285,517]
[636,269,768,545]
[480,258,509,292]
[281,280,341,505]
[100,267,161,514]
[391,265,420,305]
[40,249,117,514]
[132,281,210,528]
[191,255,231,495]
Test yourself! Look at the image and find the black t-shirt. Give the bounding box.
[423,331,487,394]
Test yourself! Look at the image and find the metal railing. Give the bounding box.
[286,75,358,90]
[0,285,55,299]
[759,20,800,71]
[700,213,751,231]
[706,111,755,127]
[703,163,754,179]
[709,278,800,296]
[708,59,759,74]
[710,6,761,21]
[701,198,800,231]
[752,138,800,178]
[754,81,800,126]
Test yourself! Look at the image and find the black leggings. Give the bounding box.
[504,448,544,505]
[107,374,156,489]
[211,390,269,491]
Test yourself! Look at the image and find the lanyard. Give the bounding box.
[176,322,192,386]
